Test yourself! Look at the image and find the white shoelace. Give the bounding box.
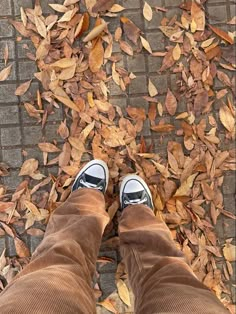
[80,179,103,190]
[124,197,147,205]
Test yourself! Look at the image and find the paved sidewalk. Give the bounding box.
[0,0,235,313]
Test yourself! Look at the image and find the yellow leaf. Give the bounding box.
[116,279,131,307]
[143,2,153,21]
[20,7,27,27]
[24,200,41,218]
[109,4,125,13]
[140,36,152,54]
[148,79,158,97]
[50,58,76,69]
[174,173,198,197]
[223,243,236,262]
[172,43,181,61]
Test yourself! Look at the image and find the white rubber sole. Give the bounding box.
[72,159,109,191]
[119,174,153,208]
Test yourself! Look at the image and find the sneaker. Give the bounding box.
[120,174,154,210]
[72,160,109,194]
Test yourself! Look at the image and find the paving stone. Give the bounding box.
[13,0,33,15]
[45,123,63,143]
[215,215,224,239]
[147,55,163,72]
[40,0,64,14]
[208,5,228,24]
[127,54,146,73]
[223,217,236,238]
[165,7,181,20]
[0,20,14,38]
[23,147,44,164]
[0,62,16,81]
[207,0,225,2]
[0,0,12,16]
[104,16,121,33]
[3,169,22,191]
[0,237,5,254]
[122,0,141,9]
[146,32,165,51]
[145,0,163,6]
[23,125,43,145]
[29,235,44,254]
[129,96,149,110]
[98,250,118,273]
[17,39,35,59]
[109,97,127,114]
[149,74,168,94]
[129,75,148,94]
[108,80,126,96]
[144,11,164,30]
[0,105,19,124]
[2,148,23,168]
[19,61,37,80]
[223,194,236,214]
[230,5,235,20]
[0,84,18,103]
[0,40,15,60]
[99,272,117,300]
[164,0,182,6]
[223,175,236,195]
[1,127,21,146]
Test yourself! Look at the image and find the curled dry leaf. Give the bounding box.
[174,173,198,197]
[219,105,235,134]
[208,25,234,45]
[83,23,107,42]
[89,38,104,73]
[165,89,177,116]
[148,79,158,97]
[15,80,32,96]
[38,143,61,153]
[121,17,141,45]
[97,299,118,314]
[92,0,115,13]
[116,279,131,307]
[34,15,47,39]
[119,40,133,56]
[48,4,68,13]
[191,1,205,31]
[143,2,153,22]
[140,36,152,54]
[151,124,175,132]
[0,64,12,81]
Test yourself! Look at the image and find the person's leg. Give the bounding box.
[119,175,228,314]
[0,160,110,314]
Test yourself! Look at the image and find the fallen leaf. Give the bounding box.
[140,36,152,54]
[19,159,38,176]
[4,43,9,66]
[227,16,236,25]
[0,64,12,81]
[92,0,115,13]
[48,3,68,12]
[151,124,175,132]
[109,4,125,13]
[38,143,60,153]
[148,79,158,97]
[14,237,30,257]
[223,243,236,262]
[116,279,131,307]
[20,7,27,27]
[219,105,235,133]
[121,17,141,45]
[89,38,104,73]
[172,43,181,61]
[191,1,205,31]
[15,80,32,96]
[50,58,76,69]
[97,299,118,314]
[143,2,153,22]
[174,173,198,197]
[208,25,234,45]
[83,23,107,42]
[165,89,177,116]
[34,16,47,39]
[194,90,208,116]
[119,40,133,56]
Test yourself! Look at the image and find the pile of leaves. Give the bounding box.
[0,0,235,312]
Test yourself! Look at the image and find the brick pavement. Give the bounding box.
[0,0,235,313]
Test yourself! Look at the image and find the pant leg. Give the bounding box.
[0,189,110,314]
[119,205,228,314]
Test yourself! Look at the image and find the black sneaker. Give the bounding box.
[120,174,154,210]
[72,160,109,194]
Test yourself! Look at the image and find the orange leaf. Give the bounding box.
[151,124,175,132]
[89,38,104,73]
[208,25,234,45]
[165,89,177,116]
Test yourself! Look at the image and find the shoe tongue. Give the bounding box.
[84,173,101,185]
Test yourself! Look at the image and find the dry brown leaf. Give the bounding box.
[4,43,9,66]
[50,58,76,69]
[83,23,107,42]
[223,243,236,262]
[172,43,181,61]
[19,159,38,176]
[15,80,32,96]
[38,143,60,153]
[227,16,236,25]
[208,25,234,45]
[148,79,158,97]
[143,2,153,22]
[9,19,33,37]
[151,124,175,132]
[58,8,77,23]
[201,182,214,201]
[14,237,30,257]
[97,299,118,314]
[0,64,12,81]
[109,4,125,13]
[89,38,104,73]
[194,90,208,116]
[48,3,68,12]
[116,279,131,307]
[121,17,141,45]
[92,0,115,13]
[191,1,205,31]
[159,48,175,72]
[140,36,152,54]
[165,89,177,116]
[126,106,146,120]
[34,16,47,39]
[174,173,198,197]
[119,40,133,56]
[20,7,27,27]
[219,105,235,134]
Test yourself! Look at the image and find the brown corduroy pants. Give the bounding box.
[0,189,228,313]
